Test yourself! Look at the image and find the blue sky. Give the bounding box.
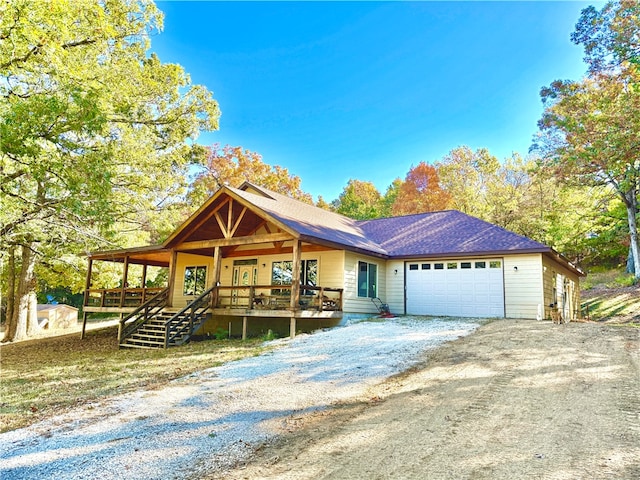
[152,1,601,202]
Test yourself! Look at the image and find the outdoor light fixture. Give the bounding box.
[514,266,518,271]
[394,269,398,275]
[262,263,266,268]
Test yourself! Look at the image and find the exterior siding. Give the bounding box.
[542,255,581,321]
[385,260,406,315]
[173,249,346,308]
[173,252,214,308]
[343,252,386,315]
[503,254,544,319]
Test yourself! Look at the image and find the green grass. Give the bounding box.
[0,326,271,433]
[581,267,637,290]
[581,268,639,322]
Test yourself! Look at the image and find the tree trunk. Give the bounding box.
[626,245,635,275]
[3,244,37,342]
[624,191,640,280]
[2,246,17,342]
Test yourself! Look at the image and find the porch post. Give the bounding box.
[167,250,177,307]
[81,258,93,339]
[119,256,129,308]
[289,239,301,338]
[211,246,221,308]
[141,264,148,298]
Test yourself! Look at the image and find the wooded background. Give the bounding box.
[1,0,638,341]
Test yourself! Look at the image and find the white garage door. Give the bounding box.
[406,259,505,318]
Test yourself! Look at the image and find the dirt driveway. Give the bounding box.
[214,320,640,480]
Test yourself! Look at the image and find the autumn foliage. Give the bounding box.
[392,162,451,215]
[189,144,313,205]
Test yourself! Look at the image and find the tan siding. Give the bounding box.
[503,254,544,319]
[217,250,345,289]
[172,253,214,308]
[385,260,406,315]
[542,255,581,320]
[343,252,385,314]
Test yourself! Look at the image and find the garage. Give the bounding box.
[406,259,505,318]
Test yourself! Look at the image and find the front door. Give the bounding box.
[232,263,257,306]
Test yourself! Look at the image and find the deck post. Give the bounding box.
[119,256,129,307]
[242,316,248,340]
[141,264,148,302]
[290,316,296,338]
[81,258,93,339]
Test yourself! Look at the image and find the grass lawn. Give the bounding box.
[580,268,639,323]
[0,326,270,433]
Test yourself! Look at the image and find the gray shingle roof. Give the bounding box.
[233,183,549,259]
[357,211,549,258]
[228,185,388,256]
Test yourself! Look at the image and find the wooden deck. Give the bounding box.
[83,285,343,317]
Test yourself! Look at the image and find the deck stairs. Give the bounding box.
[118,286,214,349]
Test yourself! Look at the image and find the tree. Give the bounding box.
[392,162,450,215]
[572,0,640,74]
[188,144,312,205]
[535,0,640,279]
[333,179,383,220]
[0,0,220,341]
[436,146,501,218]
[378,178,403,218]
[536,71,640,278]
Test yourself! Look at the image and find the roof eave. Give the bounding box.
[389,247,551,260]
[298,234,389,259]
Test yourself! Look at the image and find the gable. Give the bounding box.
[163,188,298,257]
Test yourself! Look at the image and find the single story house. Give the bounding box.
[83,182,583,348]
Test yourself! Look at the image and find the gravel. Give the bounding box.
[0,317,481,479]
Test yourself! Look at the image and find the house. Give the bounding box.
[82,182,583,348]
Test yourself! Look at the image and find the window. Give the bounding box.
[461,262,471,269]
[184,266,207,296]
[422,264,431,270]
[447,262,458,269]
[358,261,378,298]
[475,261,486,269]
[490,261,502,269]
[272,260,293,286]
[434,263,444,270]
[271,260,318,289]
[409,264,419,271]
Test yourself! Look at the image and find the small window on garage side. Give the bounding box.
[475,261,486,269]
[421,263,430,270]
[434,263,444,270]
[447,262,457,269]
[490,261,502,268]
[409,264,419,270]
[461,262,471,269]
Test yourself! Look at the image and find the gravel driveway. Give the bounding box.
[0,317,481,480]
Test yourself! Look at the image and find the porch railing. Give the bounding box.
[119,288,169,343]
[165,285,216,347]
[212,285,343,312]
[84,287,166,308]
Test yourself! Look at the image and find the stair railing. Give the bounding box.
[164,285,216,347]
[119,288,169,344]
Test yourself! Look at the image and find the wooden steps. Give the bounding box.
[119,313,198,349]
